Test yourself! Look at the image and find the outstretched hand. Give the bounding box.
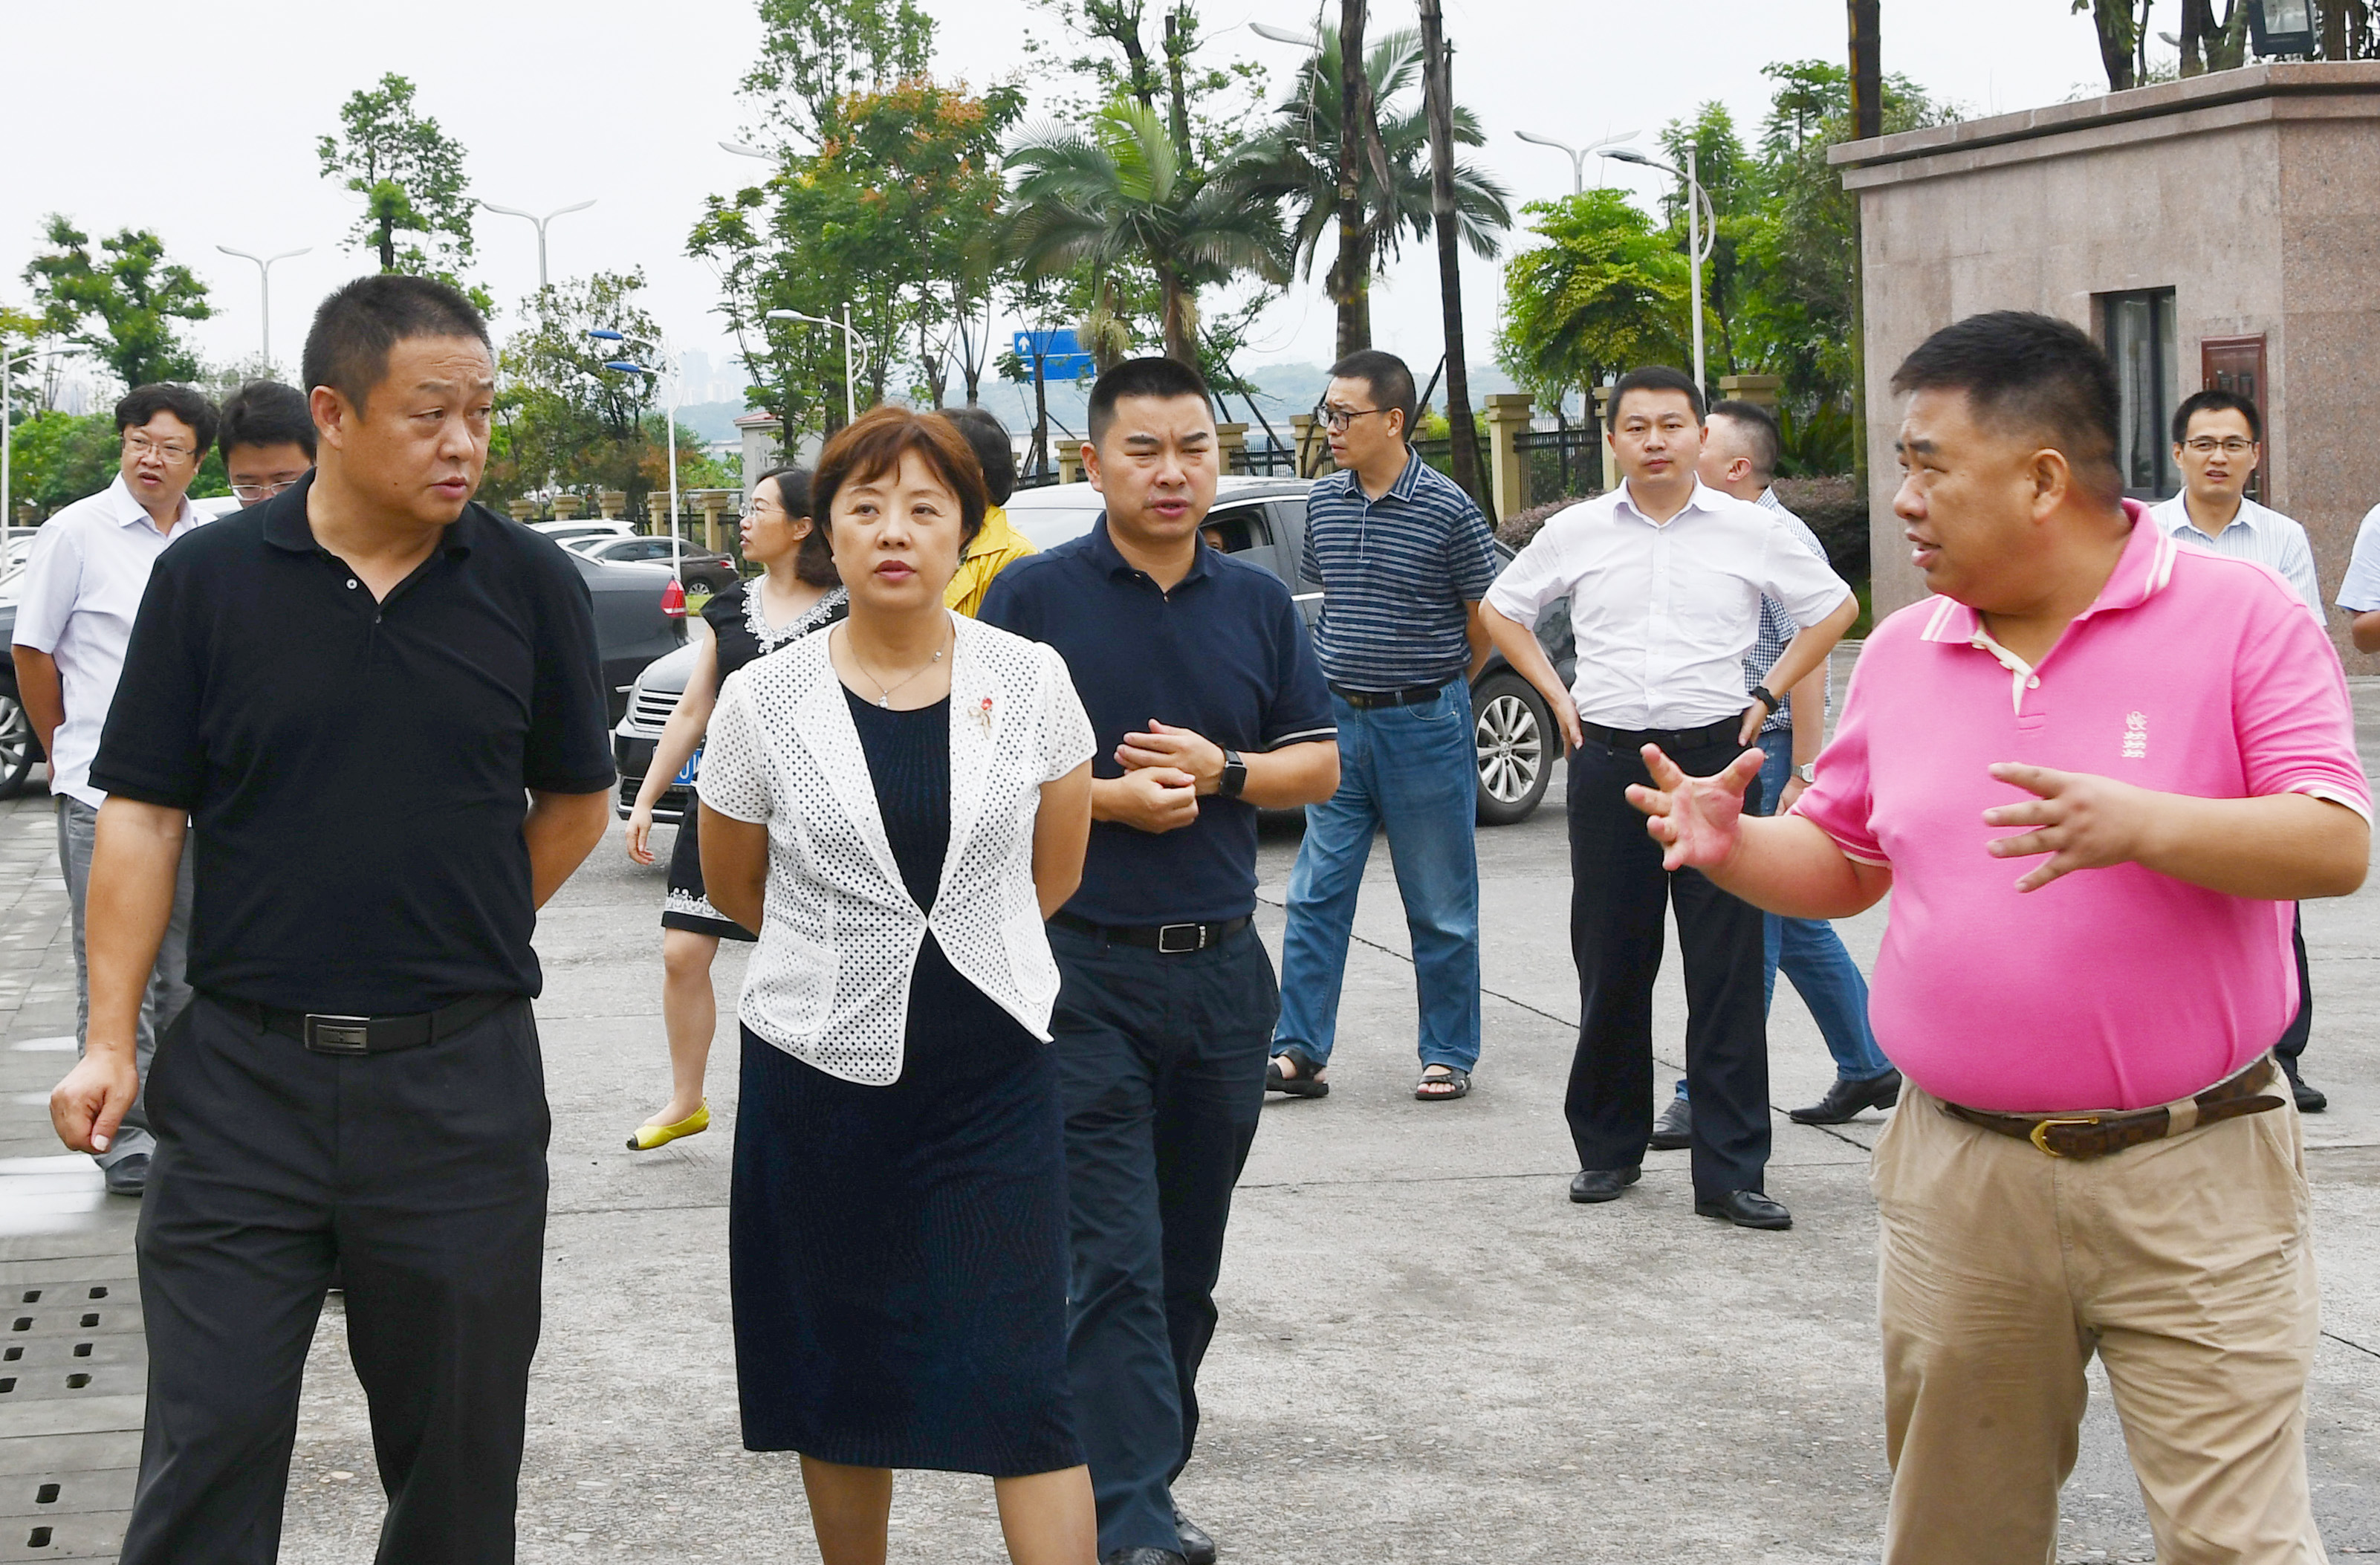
[1626,744,1767,872]
[1981,762,2150,892]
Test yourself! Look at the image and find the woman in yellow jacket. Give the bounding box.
[938,407,1037,616]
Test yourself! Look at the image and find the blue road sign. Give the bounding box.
[1013,328,1095,380]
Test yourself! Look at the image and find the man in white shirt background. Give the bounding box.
[10,382,215,1194]
[2147,388,2329,1112]
[1481,366,1856,1231]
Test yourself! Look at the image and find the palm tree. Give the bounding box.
[1003,96,1285,366]
[1229,25,1514,351]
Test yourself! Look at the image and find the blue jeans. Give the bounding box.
[1673,730,1891,1101]
[1273,682,1482,1072]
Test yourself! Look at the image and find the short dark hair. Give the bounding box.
[754,464,839,587]
[2171,386,2262,446]
[937,406,1016,505]
[1610,365,1704,424]
[1327,349,1418,439]
[1086,356,1213,450]
[812,406,988,551]
[114,383,218,453]
[1890,311,2121,501]
[1706,399,1781,484]
[216,380,316,461]
[300,273,490,416]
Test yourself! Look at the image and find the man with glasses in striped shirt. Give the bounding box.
[2147,387,2330,1113]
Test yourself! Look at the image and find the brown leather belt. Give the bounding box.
[1941,1055,2286,1161]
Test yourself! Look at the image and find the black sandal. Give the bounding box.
[1414,1066,1471,1101]
[1266,1048,1330,1098]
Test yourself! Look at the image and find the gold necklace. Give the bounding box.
[848,623,950,708]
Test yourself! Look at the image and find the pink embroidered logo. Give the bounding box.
[2121,710,2147,760]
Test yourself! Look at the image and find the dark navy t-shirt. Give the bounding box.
[979,518,1334,925]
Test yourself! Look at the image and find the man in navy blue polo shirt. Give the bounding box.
[1268,349,1499,1103]
[982,357,1338,1565]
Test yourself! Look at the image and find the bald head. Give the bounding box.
[1696,401,1780,502]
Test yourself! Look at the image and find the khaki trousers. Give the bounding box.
[1873,1080,2325,1565]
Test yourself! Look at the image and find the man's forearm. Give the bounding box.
[84,799,187,1060]
[1479,601,1569,714]
[1760,594,1857,706]
[2353,609,2380,655]
[1241,739,1338,809]
[11,648,63,760]
[525,789,612,908]
[1704,813,1891,920]
[1788,665,1826,766]
[2134,791,2367,901]
[1463,601,1491,680]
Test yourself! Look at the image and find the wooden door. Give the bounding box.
[2200,335,2269,502]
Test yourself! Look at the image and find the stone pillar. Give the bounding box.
[597,490,628,522]
[551,492,583,521]
[507,498,537,523]
[1289,413,1323,478]
[1592,385,1619,494]
[698,490,731,554]
[1057,447,1084,485]
[1215,421,1248,476]
[1717,373,1782,411]
[1482,392,1537,522]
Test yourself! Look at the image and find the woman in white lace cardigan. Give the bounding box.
[699,406,1097,1565]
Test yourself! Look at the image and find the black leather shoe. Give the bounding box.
[1103,1551,1188,1565]
[1695,1189,1792,1230]
[2290,1075,2327,1114]
[1789,1068,1903,1125]
[102,1154,149,1197]
[1569,1166,1641,1204]
[1173,1508,1216,1565]
[1648,1095,1692,1150]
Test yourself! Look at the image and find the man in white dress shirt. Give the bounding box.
[1481,366,1856,1229]
[2147,386,2329,1112]
[11,383,214,1194]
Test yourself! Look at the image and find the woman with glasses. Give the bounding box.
[621,465,846,1150]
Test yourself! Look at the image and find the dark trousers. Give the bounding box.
[2277,904,2312,1072]
[1565,733,1771,1197]
[1048,923,1277,1558]
[123,994,550,1565]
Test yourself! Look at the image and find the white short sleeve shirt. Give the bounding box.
[698,614,1096,1084]
[10,476,207,806]
[2146,493,2324,629]
[1485,479,1852,730]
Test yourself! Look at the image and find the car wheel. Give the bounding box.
[688,571,736,596]
[0,688,36,801]
[1473,672,1551,826]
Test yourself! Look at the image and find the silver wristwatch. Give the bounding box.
[1794,762,1817,784]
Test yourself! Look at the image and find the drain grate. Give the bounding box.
[0,1268,143,1561]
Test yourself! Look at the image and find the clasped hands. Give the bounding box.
[1627,744,2150,892]
[1108,719,1227,835]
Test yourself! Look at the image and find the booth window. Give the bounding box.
[2102,289,2177,499]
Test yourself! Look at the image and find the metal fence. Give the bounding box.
[1515,425,1602,507]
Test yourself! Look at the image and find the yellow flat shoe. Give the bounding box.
[627,1101,710,1151]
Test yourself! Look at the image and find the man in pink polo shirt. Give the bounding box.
[1630,312,2367,1564]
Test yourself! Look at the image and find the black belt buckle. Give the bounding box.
[303,1014,373,1054]
[1156,922,1207,955]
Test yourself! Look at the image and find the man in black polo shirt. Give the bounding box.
[48,274,615,1564]
[981,357,1338,1565]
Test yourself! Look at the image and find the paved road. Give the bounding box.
[4,664,2379,1561]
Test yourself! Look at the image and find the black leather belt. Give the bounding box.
[1051,911,1251,955]
[1330,678,1454,710]
[208,991,517,1056]
[1580,716,1744,752]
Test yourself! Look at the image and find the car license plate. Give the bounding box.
[673,745,702,787]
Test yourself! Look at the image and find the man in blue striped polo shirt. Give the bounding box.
[1268,350,1500,1102]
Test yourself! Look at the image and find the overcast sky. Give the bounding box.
[3,0,2191,398]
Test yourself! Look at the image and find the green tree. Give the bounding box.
[1004,94,1285,365]
[484,271,683,513]
[7,410,121,517]
[741,0,933,152]
[317,74,478,289]
[1229,26,1512,306]
[22,217,213,390]
[1495,188,1693,409]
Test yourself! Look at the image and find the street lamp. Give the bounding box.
[719,140,774,162]
[1513,129,1637,196]
[214,244,310,372]
[588,328,684,583]
[765,308,866,427]
[479,199,595,291]
[1248,22,1320,46]
[1601,144,1718,395]
[2,343,46,563]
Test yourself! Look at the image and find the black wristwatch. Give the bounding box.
[1219,749,1248,799]
[1751,684,1782,716]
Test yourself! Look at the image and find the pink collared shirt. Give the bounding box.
[1793,504,2370,1113]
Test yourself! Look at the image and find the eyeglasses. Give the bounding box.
[2182,437,2256,456]
[230,479,302,502]
[1312,404,1392,434]
[123,433,196,463]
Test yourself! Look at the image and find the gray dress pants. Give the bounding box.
[56,794,194,1167]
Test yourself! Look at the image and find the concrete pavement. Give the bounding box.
[3,665,2379,1561]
